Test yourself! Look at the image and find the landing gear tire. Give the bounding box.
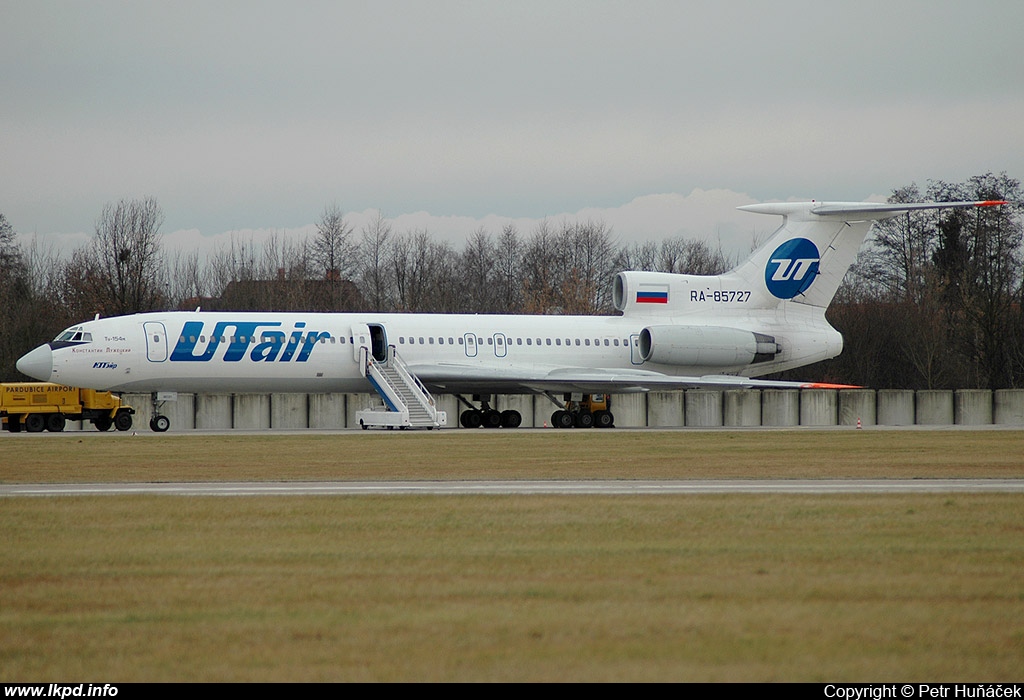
[574,411,594,429]
[149,415,170,433]
[594,410,615,428]
[552,410,574,429]
[500,410,522,428]
[483,410,503,429]
[46,413,66,432]
[460,410,483,429]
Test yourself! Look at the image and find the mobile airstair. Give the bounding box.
[355,345,447,430]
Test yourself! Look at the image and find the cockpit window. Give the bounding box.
[54,327,92,343]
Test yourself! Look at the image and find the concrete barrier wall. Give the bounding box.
[800,389,837,426]
[915,390,953,425]
[723,390,760,427]
[648,392,684,427]
[234,394,271,430]
[612,394,647,428]
[195,394,233,430]
[994,389,1024,424]
[684,390,722,427]
[955,390,992,425]
[101,388,1024,432]
[271,393,307,429]
[308,393,346,430]
[762,390,799,426]
[838,389,875,427]
[877,390,915,426]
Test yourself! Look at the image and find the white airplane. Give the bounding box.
[16,198,1006,432]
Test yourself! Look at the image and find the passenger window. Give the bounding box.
[556,339,561,346]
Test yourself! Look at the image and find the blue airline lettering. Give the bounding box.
[170,320,331,363]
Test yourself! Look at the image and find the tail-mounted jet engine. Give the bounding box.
[638,326,778,367]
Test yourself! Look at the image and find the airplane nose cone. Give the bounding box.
[16,344,54,381]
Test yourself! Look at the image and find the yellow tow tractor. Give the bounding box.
[1,382,134,433]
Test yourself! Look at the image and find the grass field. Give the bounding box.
[2,429,1023,681]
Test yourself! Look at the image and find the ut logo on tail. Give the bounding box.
[765,238,820,299]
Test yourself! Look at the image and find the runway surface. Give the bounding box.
[3,479,1023,496]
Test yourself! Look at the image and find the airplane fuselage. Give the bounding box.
[32,306,839,395]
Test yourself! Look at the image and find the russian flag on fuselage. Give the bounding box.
[636,284,669,304]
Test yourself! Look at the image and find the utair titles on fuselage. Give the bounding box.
[16,198,1007,432]
[170,321,328,363]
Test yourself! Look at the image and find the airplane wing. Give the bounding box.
[408,362,855,395]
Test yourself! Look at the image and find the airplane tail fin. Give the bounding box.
[613,200,1005,316]
[730,199,1007,310]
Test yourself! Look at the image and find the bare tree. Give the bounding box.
[489,224,525,312]
[313,204,357,279]
[460,227,497,312]
[559,220,617,313]
[85,197,167,315]
[656,237,729,275]
[359,211,394,311]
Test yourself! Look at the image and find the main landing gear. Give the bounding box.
[549,393,615,429]
[455,393,616,429]
[457,394,522,429]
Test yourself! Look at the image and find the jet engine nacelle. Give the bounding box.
[638,325,779,367]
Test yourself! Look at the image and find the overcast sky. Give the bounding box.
[3,0,1022,259]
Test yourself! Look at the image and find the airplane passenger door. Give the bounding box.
[143,322,168,362]
[630,333,644,365]
[351,323,371,363]
[463,333,478,358]
[352,323,387,363]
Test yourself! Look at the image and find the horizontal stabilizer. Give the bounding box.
[739,200,1008,221]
